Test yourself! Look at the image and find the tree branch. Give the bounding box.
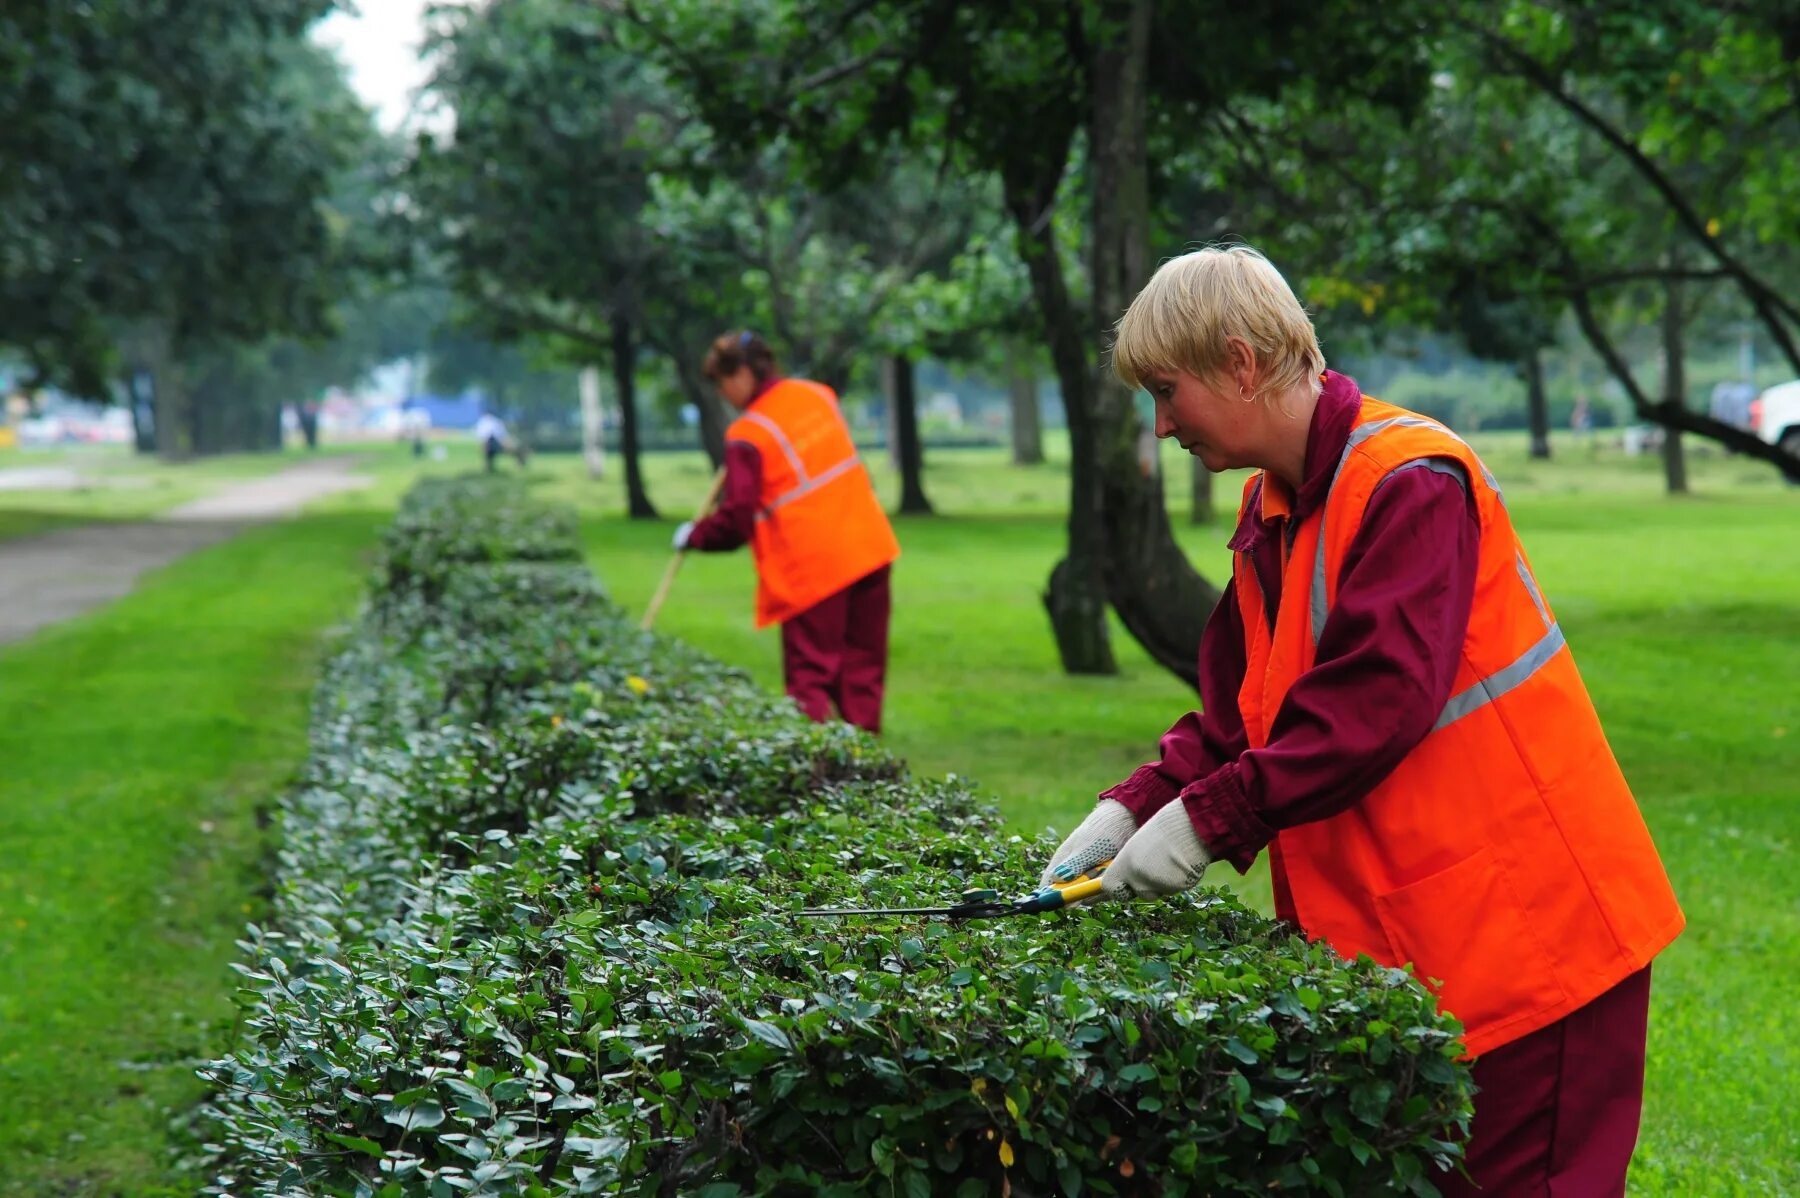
[477,288,613,356]
[1565,281,1800,480]
[1463,16,1800,371]
[794,47,902,93]
[1553,265,1732,290]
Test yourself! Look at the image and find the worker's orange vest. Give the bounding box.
[1235,396,1683,1057]
[727,379,900,628]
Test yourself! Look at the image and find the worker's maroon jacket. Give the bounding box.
[1106,370,1481,919]
[686,378,781,551]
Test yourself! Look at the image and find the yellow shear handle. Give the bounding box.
[1051,875,1105,906]
[1020,859,1110,912]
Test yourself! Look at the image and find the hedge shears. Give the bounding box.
[794,862,1109,922]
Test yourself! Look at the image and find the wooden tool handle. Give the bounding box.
[639,467,729,631]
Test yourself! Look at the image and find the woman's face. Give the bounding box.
[715,365,758,409]
[1143,368,1264,473]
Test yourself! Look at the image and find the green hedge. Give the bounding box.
[200,475,1473,1197]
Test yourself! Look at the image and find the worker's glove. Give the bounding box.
[1101,799,1213,900]
[1039,799,1138,888]
[672,521,695,550]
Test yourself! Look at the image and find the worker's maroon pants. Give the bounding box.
[1436,965,1652,1197]
[780,565,891,733]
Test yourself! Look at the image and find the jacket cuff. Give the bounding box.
[1101,764,1182,825]
[1180,763,1274,874]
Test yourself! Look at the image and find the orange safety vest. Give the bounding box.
[727,378,900,628]
[1234,396,1683,1058]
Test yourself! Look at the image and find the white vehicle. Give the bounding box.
[1754,380,1800,459]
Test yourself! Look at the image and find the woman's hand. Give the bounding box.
[1038,799,1138,887]
[1101,800,1213,899]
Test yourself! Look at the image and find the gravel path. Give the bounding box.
[0,457,368,646]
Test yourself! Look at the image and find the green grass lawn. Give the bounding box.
[0,428,1792,1193]
[0,510,386,1196]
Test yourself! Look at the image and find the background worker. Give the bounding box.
[1041,247,1684,1197]
[677,331,900,733]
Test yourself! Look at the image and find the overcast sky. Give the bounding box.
[312,0,443,133]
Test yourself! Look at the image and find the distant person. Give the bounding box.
[402,407,430,459]
[1571,393,1593,440]
[298,400,321,450]
[472,410,508,472]
[676,331,899,732]
[1040,247,1683,1197]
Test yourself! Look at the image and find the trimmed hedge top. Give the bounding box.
[201,475,1472,1197]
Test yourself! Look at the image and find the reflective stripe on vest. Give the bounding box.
[725,379,900,628]
[1235,394,1683,1059]
[739,395,873,522]
[739,409,807,482]
[1307,413,1557,729]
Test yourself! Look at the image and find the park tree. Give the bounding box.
[0,0,378,455]
[415,0,989,515]
[1190,0,1800,481]
[413,0,670,515]
[627,0,1432,685]
[1464,0,1800,482]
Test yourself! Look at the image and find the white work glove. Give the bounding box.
[672,520,695,550]
[1039,799,1139,888]
[1100,799,1214,900]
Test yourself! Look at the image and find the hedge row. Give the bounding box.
[200,475,1473,1197]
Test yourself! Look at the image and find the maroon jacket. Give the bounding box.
[686,378,782,552]
[1105,371,1481,916]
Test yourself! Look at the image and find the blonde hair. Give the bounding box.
[1111,246,1325,403]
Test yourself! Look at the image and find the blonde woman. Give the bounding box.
[1041,247,1683,1195]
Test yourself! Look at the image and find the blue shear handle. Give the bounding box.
[1014,861,1109,913]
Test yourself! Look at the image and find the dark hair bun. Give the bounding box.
[702,330,778,382]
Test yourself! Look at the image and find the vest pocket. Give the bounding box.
[1372,845,1568,1045]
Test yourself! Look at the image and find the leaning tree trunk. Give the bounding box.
[1008,365,1044,465]
[1007,172,1115,676]
[1525,349,1551,459]
[611,311,659,518]
[686,368,728,468]
[1085,0,1218,687]
[890,354,933,514]
[1661,275,1689,495]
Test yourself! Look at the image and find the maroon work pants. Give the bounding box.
[779,565,891,733]
[1437,965,1652,1197]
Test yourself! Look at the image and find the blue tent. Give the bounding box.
[401,392,487,430]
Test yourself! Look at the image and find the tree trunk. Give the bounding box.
[578,365,606,480]
[126,370,157,454]
[1661,276,1689,495]
[1525,349,1551,459]
[151,349,191,459]
[1008,366,1044,465]
[612,311,659,518]
[685,367,727,468]
[1007,175,1115,676]
[890,354,933,514]
[881,357,902,471]
[1085,0,1217,687]
[1190,457,1214,524]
